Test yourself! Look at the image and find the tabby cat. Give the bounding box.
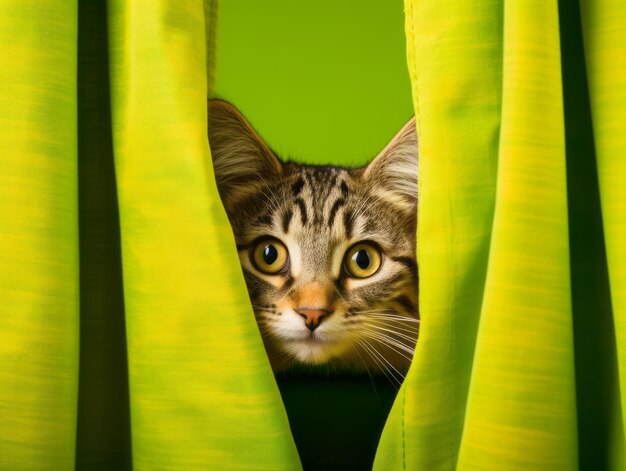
[208,100,418,380]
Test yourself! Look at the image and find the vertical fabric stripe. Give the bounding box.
[105,0,300,469]
[580,2,626,467]
[0,1,79,469]
[457,0,578,468]
[375,0,502,469]
[378,0,586,469]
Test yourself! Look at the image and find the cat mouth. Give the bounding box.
[287,331,333,345]
[282,331,349,365]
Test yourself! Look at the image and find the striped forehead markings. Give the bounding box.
[340,180,349,197]
[294,197,308,224]
[343,210,354,239]
[292,177,305,196]
[282,208,293,233]
[327,198,347,227]
[303,169,322,224]
[328,179,350,226]
[285,170,354,229]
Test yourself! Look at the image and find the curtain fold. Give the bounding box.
[0,1,79,469]
[2,0,625,469]
[2,1,300,469]
[105,0,300,469]
[458,0,577,467]
[580,1,626,459]
[375,0,626,469]
[375,0,503,468]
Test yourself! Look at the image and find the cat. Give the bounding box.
[208,99,418,380]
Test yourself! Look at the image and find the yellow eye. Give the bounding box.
[344,243,382,278]
[252,239,289,274]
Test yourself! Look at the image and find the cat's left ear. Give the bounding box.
[207,99,283,214]
[363,117,418,210]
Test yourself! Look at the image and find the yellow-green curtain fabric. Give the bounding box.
[375,0,626,469]
[2,0,626,469]
[107,0,300,469]
[0,2,79,468]
[1,0,300,469]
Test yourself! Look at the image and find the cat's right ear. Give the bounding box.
[208,99,282,212]
[363,116,418,212]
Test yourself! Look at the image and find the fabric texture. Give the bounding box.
[1,0,625,469]
[375,0,626,469]
[1,2,79,468]
[2,1,300,470]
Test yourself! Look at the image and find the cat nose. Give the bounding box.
[296,307,333,331]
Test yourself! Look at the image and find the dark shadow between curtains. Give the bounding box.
[76,0,132,469]
[275,368,397,471]
[559,1,624,469]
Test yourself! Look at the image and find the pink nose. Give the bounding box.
[296,307,332,331]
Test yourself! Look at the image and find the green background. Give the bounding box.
[213,0,414,166]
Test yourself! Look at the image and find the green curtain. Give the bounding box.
[1,2,79,468]
[375,0,626,469]
[1,0,299,469]
[2,0,625,470]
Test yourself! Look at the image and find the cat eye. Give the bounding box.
[251,238,289,274]
[344,243,382,278]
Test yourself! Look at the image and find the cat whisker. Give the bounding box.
[349,308,412,316]
[360,314,418,323]
[254,172,283,215]
[363,324,418,337]
[347,318,415,334]
[255,326,274,335]
[357,340,395,386]
[250,304,276,310]
[350,191,378,225]
[361,337,412,378]
[359,338,404,387]
[327,356,343,373]
[255,322,278,333]
[350,309,416,316]
[255,319,275,324]
[251,307,280,315]
[360,323,418,343]
[353,191,387,229]
[357,318,419,334]
[361,331,415,360]
[363,339,414,366]
[267,346,298,367]
[360,337,401,378]
[362,328,416,351]
[348,344,379,396]
[354,312,420,322]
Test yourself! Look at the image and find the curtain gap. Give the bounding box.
[75,0,132,469]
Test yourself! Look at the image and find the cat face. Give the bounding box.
[208,100,418,375]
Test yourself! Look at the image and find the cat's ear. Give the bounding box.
[363,117,418,211]
[208,99,282,211]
